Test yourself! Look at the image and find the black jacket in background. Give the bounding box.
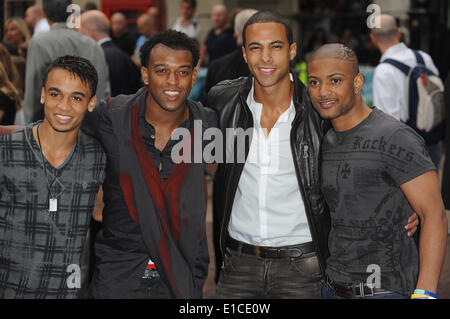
[111,30,139,56]
[101,40,142,97]
[205,47,249,95]
[207,73,331,278]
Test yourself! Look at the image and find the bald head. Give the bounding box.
[137,14,156,38]
[234,9,258,46]
[371,14,399,44]
[80,10,110,40]
[211,4,228,29]
[310,43,359,75]
[25,5,45,28]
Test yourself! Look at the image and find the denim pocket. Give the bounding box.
[289,254,322,280]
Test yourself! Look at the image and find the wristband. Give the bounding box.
[411,295,436,299]
[414,289,438,299]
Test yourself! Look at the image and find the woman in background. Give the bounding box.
[0,44,23,96]
[3,17,31,57]
[0,61,22,124]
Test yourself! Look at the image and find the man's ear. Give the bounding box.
[369,33,377,47]
[141,66,149,85]
[289,42,298,62]
[191,67,198,87]
[354,73,365,95]
[396,28,402,41]
[242,45,248,64]
[40,87,45,104]
[87,96,97,112]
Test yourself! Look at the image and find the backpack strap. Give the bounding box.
[382,58,411,75]
[412,50,425,65]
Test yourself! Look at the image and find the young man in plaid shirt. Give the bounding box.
[0,56,106,298]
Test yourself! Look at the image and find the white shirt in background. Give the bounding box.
[373,42,439,122]
[172,17,199,41]
[32,18,50,37]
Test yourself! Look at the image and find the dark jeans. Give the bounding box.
[216,247,323,299]
[136,276,172,299]
[321,279,407,299]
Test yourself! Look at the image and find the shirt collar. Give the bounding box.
[137,91,192,129]
[50,22,70,30]
[247,73,295,122]
[380,42,408,62]
[97,37,112,46]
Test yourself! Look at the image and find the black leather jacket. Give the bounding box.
[208,73,331,277]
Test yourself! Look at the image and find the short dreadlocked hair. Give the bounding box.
[43,55,98,97]
[139,29,199,68]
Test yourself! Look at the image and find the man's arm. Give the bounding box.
[401,170,448,294]
[93,186,104,222]
[0,125,25,135]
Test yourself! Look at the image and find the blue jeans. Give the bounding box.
[321,279,407,299]
[216,247,323,299]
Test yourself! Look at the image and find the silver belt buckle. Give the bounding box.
[359,282,365,298]
[357,283,375,297]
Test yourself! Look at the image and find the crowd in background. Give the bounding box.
[0,0,447,189]
[0,0,419,127]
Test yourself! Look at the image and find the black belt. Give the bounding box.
[226,236,315,259]
[326,277,392,298]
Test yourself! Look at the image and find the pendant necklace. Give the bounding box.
[36,124,58,213]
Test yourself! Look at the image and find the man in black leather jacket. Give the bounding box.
[208,11,331,299]
[208,10,419,299]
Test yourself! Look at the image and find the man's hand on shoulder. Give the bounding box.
[0,125,25,136]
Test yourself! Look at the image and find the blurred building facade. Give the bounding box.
[1,0,449,81]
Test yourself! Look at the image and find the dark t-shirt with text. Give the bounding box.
[322,108,435,296]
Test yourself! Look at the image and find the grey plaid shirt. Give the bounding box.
[0,123,106,298]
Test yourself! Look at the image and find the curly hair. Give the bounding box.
[139,29,199,68]
[43,55,98,97]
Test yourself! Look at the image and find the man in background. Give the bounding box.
[23,0,110,124]
[110,11,139,56]
[173,0,199,42]
[198,4,236,67]
[79,10,142,97]
[205,9,257,94]
[24,5,50,38]
[371,14,442,167]
[133,14,157,65]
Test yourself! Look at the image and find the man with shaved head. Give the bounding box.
[209,10,419,299]
[133,14,157,65]
[110,11,139,56]
[198,4,236,66]
[79,10,141,97]
[25,5,50,37]
[308,43,447,299]
[370,14,442,167]
[205,9,257,93]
